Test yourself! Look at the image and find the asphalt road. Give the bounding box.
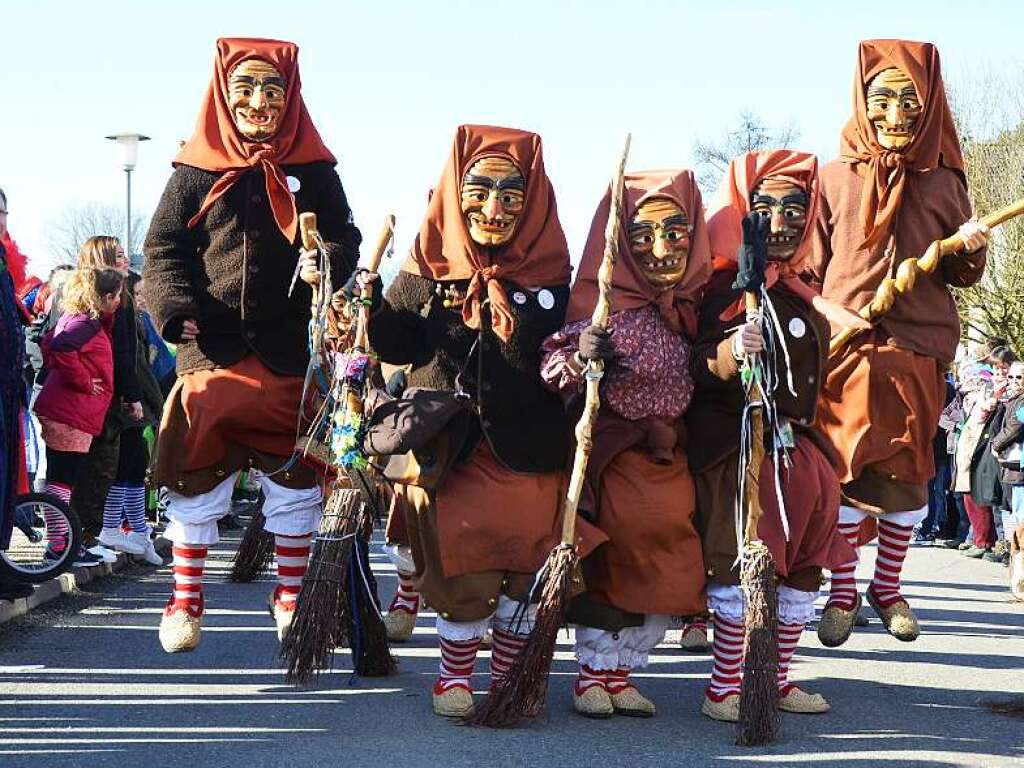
[0,532,1021,768]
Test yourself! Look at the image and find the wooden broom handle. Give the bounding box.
[829,196,1024,359]
[353,214,396,351]
[299,212,320,308]
[560,134,631,546]
[744,290,766,543]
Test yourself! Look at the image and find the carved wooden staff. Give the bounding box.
[736,290,780,747]
[467,134,632,728]
[830,197,1024,358]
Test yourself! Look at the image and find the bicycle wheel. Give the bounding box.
[0,493,83,583]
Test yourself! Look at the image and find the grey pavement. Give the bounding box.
[0,533,1021,768]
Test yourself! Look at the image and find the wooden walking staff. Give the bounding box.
[736,290,781,747]
[467,133,632,728]
[830,197,1024,359]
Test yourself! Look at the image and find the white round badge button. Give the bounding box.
[788,317,806,338]
[537,289,555,310]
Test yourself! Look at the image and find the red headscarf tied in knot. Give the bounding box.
[707,150,866,329]
[566,169,712,340]
[175,37,336,244]
[402,125,571,343]
[839,39,965,251]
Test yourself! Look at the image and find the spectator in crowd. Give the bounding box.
[951,363,993,554]
[71,243,164,566]
[0,185,35,601]
[132,276,176,396]
[989,360,1024,566]
[917,372,958,542]
[32,266,124,567]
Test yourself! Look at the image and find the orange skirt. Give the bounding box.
[586,447,705,617]
[153,355,314,495]
[435,443,602,579]
[815,339,944,510]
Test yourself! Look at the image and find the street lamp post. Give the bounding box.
[105,133,150,261]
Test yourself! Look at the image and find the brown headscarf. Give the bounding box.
[566,169,711,340]
[708,150,867,329]
[402,124,571,343]
[839,39,965,250]
[175,37,336,243]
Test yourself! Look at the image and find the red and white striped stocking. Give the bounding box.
[605,667,634,695]
[870,520,913,608]
[169,544,207,616]
[388,570,420,615]
[489,627,527,688]
[776,621,804,693]
[575,664,608,696]
[707,612,745,700]
[825,521,862,612]
[274,533,312,611]
[435,637,481,695]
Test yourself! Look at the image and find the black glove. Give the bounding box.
[339,269,383,312]
[578,324,615,362]
[732,211,769,293]
[386,369,407,398]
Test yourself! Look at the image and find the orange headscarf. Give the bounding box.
[566,169,712,340]
[839,39,965,250]
[175,37,336,244]
[708,150,865,328]
[402,124,571,342]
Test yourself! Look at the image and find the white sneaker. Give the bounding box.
[125,530,154,556]
[98,528,145,555]
[87,544,118,563]
[138,539,165,566]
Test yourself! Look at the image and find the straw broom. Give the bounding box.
[228,506,275,583]
[467,134,631,728]
[736,289,780,747]
[281,213,397,683]
[830,197,1024,358]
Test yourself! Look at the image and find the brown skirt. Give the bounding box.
[153,355,315,496]
[815,338,945,514]
[399,443,607,622]
[583,447,705,617]
[694,435,854,592]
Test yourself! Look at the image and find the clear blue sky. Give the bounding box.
[4,0,1023,276]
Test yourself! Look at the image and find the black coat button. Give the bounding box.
[252,194,263,204]
[248,229,260,240]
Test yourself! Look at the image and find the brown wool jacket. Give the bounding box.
[143,161,361,377]
[687,270,833,475]
[368,271,571,474]
[808,160,985,366]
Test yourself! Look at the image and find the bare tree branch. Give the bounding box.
[692,111,802,194]
[45,202,149,269]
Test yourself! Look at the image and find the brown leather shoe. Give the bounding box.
[817,593,861,648]
[866,589,920,641]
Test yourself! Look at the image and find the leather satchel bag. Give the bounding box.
[362,387,472,457]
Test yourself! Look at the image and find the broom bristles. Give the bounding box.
[736,541,780,746]
[348,527,398,677]
[465,545,575,728]
[228,508,275,583]
[280,488,361,683]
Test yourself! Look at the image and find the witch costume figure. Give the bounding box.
[689,150,863,722]
[809,40,988,647]
[143,37,361,653]
[364,124,603,718]
[540,169,710,719]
